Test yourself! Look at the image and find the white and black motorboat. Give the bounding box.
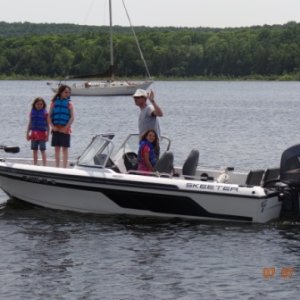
[0,134,300,223]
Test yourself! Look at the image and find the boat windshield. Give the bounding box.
[77,134,114,167]
[77,133,171,171]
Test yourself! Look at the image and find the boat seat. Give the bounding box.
[123,152,138,171]
[182,149,199,179]
[262,168,280,187]
[154,151,174,174]
[245,169,265,186]
[94,153,120,173]
[94,153,108,166]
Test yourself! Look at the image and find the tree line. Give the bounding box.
[0,21,299,79]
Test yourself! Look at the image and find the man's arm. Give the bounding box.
[148,90,163,117]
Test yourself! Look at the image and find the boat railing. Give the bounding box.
[126,169,215,180]
[127,169,172,178]
[126,170,218,181]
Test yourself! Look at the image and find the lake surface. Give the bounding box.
[0,80,300,299]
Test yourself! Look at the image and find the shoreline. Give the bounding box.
[0,74,299,81]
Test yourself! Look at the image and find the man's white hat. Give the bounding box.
[133,89,147,98]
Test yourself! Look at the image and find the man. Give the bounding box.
[133,89,163,138]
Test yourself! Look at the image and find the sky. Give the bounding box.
[0,0,299,28]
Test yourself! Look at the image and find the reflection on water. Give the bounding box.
[1,81,300,298]
[1,200,300,298]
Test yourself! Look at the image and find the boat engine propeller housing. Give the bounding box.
[279,144,300,219]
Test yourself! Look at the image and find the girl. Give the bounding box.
[48,85,74,168]
[137,129,159,173]
[26,97,49,166]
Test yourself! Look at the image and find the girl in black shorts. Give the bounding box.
[49,85,74,168]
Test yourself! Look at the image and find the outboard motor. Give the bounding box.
[280,144,300,187]
[279,144,300,218]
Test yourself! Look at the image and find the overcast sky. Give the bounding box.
[0,0,299,28]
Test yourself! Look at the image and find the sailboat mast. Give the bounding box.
[109,0,114,80]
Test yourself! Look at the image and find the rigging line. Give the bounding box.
[82,0,97,25]
[121,0,152,79]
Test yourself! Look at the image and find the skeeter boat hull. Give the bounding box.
[0,163,280,223]
[0,133,299,223]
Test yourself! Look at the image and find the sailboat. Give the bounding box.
[47,0,153,96]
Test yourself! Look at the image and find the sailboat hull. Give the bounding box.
[49,80,153,96]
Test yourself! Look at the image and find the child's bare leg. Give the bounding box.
[62,147,68,168]
[55,146,60,167]
[33,150,38,165]
[41,150,47,166]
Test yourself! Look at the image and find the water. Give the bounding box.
[0,80,300,299]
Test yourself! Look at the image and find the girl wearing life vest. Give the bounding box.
[137,129,159,173]
[48,84,74,168]
[26,97,49,166]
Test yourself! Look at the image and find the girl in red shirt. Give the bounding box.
[26,97,49,166]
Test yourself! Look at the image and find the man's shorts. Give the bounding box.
[31,140,46,151]
[51,131,70,148]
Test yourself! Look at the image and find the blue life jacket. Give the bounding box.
[138,140,157,167]
[30,109,48,131]
[51,97,70,126]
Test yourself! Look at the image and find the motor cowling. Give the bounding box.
[280,144,300,188]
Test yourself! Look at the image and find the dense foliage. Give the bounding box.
[0,21,299,79]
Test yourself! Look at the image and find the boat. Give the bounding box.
[1,133,300,223]
[48,80,153,97]
[47,0,153,96]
